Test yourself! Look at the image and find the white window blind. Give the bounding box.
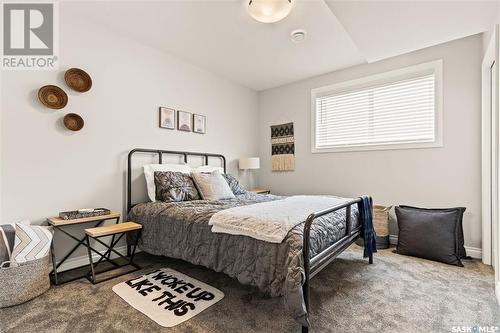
[312,62,442,153]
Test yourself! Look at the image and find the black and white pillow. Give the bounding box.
[222,174,247,195]
[154,171,200,202]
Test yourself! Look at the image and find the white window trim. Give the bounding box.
[310,59,444,153]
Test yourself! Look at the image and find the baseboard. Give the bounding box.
[496,281,500,305]
[464,246,482,259]
[388,235,482,259]
[56,245,132,272]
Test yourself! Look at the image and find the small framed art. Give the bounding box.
[177,110,192,132]
[159,107,175,129]
[193,114,206,134]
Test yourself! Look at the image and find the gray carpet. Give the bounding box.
[1,245,498,333]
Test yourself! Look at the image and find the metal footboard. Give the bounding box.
[301,197,373,333]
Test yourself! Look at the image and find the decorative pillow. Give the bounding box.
[0,224,16,263]
[144,163,192,202]
[11,223,53,263]
[395,206,463,266]
[194,165,224,174]
[191,172,236,201]
[399,205,467,258]
[222,174,247,195]
[154,171,200,202]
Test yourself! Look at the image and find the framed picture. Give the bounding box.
[159,107,175,129]
[177,110,192,132]
[193,114,206,134]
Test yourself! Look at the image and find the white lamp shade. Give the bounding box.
[247,0,293,23]
[239,157,260,170]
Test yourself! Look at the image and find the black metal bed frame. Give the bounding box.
[127,148,372,333]
[127,148,226,212]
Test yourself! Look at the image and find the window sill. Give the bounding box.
[311,141,443,153]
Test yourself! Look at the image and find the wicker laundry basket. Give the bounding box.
[373,205,391,249]
[0,255,51,308]
[356,205,392,249]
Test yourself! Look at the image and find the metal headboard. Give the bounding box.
[127,148,226,212]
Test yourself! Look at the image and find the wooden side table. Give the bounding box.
[47,212,120,285]
[249,188,271,194]
[85,222,142,284]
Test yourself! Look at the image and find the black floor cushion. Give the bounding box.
[399,205,467,258]
[395,206,463,266]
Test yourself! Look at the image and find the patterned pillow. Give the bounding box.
[154,171,200,202]
[11,223,53,263]
[222,174,247,195]
[0,224,16,263]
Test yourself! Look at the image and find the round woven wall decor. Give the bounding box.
[64,68,92,92]
[37,85,68,109]
[63,113,84,131]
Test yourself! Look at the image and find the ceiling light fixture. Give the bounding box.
[290,29,306,43]
[247,0,293,24]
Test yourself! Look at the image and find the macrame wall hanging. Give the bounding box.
[271,122,295,171]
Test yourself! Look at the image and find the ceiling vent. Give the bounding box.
[290,29,306,43]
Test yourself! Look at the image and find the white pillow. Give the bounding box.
[191,171,235,201]
[144,164,192,201]
[194,165,224,174]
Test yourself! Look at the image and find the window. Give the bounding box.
[311,60,443,153]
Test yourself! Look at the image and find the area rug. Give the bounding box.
[112,268,224,327]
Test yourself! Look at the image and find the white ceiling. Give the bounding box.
[325,0,499,63]
[67,0,498,91]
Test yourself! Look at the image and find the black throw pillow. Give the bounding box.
[399,205,467,258]
[395,206,463,266]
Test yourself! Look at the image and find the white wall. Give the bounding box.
[258,34,483,249]
[0,5,259,261]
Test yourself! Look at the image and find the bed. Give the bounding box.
[127,148,374,332]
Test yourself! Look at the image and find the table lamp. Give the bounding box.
[239,157,260,189]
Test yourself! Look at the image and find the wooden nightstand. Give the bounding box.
[47,212,121,285]
[85,222,142,284]
[249,188,271,194]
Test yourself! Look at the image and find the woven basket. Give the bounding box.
[0,255,51,308]
[356,205,392,249]
[373,205,390,236]
[373,205,391,249]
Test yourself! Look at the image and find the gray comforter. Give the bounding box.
[129,192,359,326]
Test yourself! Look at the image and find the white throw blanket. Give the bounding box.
[209,195,350,243]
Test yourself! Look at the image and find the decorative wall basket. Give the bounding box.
[64,68,92,92]
[63,113,84,131]
[38,85,68,109]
